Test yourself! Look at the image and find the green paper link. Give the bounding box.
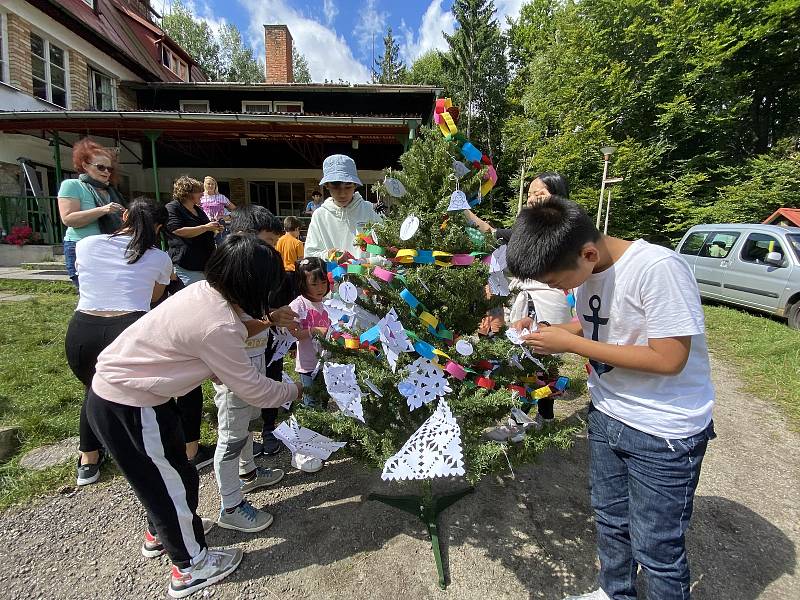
[366,244,385,256]
[347,264,365,275]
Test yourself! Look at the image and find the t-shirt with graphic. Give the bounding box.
[575,239,714,438]
[200,194,230,221]
[289,294,331,373]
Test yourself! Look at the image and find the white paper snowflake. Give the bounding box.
[397,357,452,411]
[273,417,346,461]
[323,362,365,422]
[488,271,511,297]
[266,327,298,366]
[489,244,508,273]
[381,400,465,481]
[378,308,413,372]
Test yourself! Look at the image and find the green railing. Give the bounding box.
[0,196,65,245]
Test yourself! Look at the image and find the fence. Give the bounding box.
[0,196,65,245]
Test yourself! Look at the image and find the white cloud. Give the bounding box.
[238,0,371,83]
[352,0,388,62]
[399,0,456,63]
[494,0,526,29]
[322,0,338,26]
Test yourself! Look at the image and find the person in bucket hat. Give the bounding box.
[304,154,382,259]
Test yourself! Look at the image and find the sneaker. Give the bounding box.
[217,500,274,533]
[291,452,323,473]
[141,518,215,558]
[240,467,284,494]
[261,431,283,455]
[564,589,611,600]
[252,440,264,458]
[482,418,524,443]
[76,452,103,487]
[188,444,215,470]
[535,413,555,429]
[168,547,243,598]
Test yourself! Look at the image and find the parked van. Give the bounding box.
[676,223,800,329]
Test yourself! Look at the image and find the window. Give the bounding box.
[248,181,307,216]
[699,232,740,258]
[82,0,95,8]
[242,101,272,113]
[30,33,67,107]
[679,232,708,256]
[179,100,210,113]
[161,45,189,82]
[0,13,8,83]
[89,68,115,110]
[740,233,784,264]
[273,101,304,113]
[787,234,800,262]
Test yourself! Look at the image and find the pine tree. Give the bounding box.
[293,47,312,83]
[375,27,407,84]
[298,125,572,484]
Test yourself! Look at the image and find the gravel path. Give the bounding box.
[0,354,797,599]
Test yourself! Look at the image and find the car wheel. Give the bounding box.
[788,301,800,330]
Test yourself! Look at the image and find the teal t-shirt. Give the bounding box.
[58,179,102,242]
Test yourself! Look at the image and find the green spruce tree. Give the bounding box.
[375,27,407,84]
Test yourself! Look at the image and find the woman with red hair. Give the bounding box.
[57,138,126,288]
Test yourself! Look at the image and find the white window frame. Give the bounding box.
[82,0,96,8]
[241,101,273,113]
[0,13,9,84]
[162,45,189,82]
[29,31,70,108]
[179,99,210,113]
[88,66,117,110]
[273,101,304,114]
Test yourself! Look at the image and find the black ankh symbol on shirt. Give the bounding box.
[584,295,614,376]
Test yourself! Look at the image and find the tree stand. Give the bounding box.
[369,480,475,589]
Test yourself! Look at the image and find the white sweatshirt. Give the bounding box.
[303,192,382,259]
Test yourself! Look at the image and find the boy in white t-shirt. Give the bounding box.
[506,196,715,600]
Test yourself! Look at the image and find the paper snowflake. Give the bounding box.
[381,400,465,481]
[489,244,508,273]
[273,417,346,461]
[488,271,510,297]
[323,362,365,422]
[267,327,298,366]
[378,308,413,372]
[397,357,452,411]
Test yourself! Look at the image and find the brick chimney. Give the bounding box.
[264,25,294,83]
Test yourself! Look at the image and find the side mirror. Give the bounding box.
[765,251,783,266]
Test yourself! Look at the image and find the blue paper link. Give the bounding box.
[326,261,338,273]
[555,376,570,391]
[415,250,434,264]
[469,197,482,207]
[332,266,346,281]
[566,292,576,307]
[360,324,381,344]
[461,142,482,163]
[413,340,435,359]
[400,288,419,310]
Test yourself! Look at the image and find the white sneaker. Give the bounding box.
[168,547,243,598]
[564,589,611,600]
[217,499,274,533]
[291,452,323,473]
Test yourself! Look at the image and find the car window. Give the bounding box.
[740,232,784,264]
[699,232,740,258]
[679,232,708,256]
[786,234,800,262]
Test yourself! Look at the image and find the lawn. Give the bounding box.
[0,280,797,509]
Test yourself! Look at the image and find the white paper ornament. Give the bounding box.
[489,244,508,273]
[363,378,383,397]
[338,281,358,304]
[266,327,298,366]
[452,160,470,179]
[378,308,414,372]
[455,339,474,356]
[397,357,452,411]
[323,362,365,422]
[488,271,511,297]
[367,277,382,291]
[273,417,346,461]
[381,399,465,481]
[280,371,296,409]
[447,190,470,212]
[384,177,407,198]
[399,215,420,241]
[505,327,531,345]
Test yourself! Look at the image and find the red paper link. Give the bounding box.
[475,376,496,390]
[508,384,527,396]
[473,359,494,371]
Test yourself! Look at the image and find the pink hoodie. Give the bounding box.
[92,281,297,409]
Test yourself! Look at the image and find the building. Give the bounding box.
[763,208,800,228]
[0,4,440,244]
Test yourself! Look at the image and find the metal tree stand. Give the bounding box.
[369,480,475,589]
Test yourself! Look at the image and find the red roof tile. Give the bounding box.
[764,208,800,227]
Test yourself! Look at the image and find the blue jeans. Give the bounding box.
[299,372,317,407]
[174,266,205,287]
[588,405,715,600]
[63,240,78,288]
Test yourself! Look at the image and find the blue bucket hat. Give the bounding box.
[319,154,362,186]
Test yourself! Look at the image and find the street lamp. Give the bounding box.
[596,145,616,229]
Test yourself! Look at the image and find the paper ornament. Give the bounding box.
[505,327,531,345]
[280,371,297,409]
[378,308,414,372]
[400,215,420,241]
[273,417,346,461]
[489,244,508,273]
[453,160,471,179]
[381,399,465,481]
[447,190,470,212]
[367,277,382,291]
[397,357,452,411]
[266,327,298,366]
[338,281,358,304]
[384,177,407,198]
[323,362,366,422]
[363,378,383,397]
[455,339,474,356]
[323,297,354,323]
[488,271,510,297]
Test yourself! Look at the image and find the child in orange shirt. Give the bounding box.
[275,216,304,272]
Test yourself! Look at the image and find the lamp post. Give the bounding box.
[602,177,624,234]
[596,146,616,229]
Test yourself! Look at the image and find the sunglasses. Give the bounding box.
[90,163,114,173]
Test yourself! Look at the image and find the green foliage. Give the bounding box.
[403,51,450,87]
[162,1,263,83]
[505,0,800,242]
[375,27,406,84]
[293,47,312,83]
[300,127,567,482]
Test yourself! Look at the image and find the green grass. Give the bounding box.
[703,304,800,428]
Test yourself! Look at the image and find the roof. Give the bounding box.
[125,82,443,93]
[764,208,800,227]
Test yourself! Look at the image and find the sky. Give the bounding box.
[165,1,527,83]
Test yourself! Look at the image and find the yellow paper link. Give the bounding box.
[432,348,451,361]
[480,178,495,196]
[419,311,439,329]
[441,112,457,136]
[395,249,418,264]
[432,251,453,267]
[344,338,361,349]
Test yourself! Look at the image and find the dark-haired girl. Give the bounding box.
[65,197,173,486]
[86,234,302,599]
[288,257,331,472]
